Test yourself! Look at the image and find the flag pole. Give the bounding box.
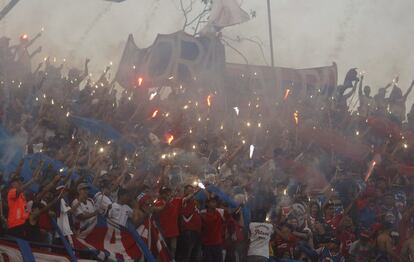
[0,0,20,21]
[267,0,275,67]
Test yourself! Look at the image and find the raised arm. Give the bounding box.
[33,62,43,74]
[27,32,42,48]
[74,58,90,86]
[384,82,393,91]
[18,161,44,195]
[34,175,62,203]
[358,75,364,97]
[97,66,111,83]
[31,194,61,220]
[403,80,414,100]
[183,188,202,203]
[29,46,42,58]
[80,58,90,80]
[158,165,172,188]
[110,166,129,192]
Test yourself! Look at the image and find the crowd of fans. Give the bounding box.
[0,33,414,262]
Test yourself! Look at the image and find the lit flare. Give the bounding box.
[283,89,291,100]
[294,110,299,125]
[138,77,144,87]
[151,109,159,118]
[207,95,212,107]
[364,161,377,181]
[166,134,174,145]
[249,145,255,159]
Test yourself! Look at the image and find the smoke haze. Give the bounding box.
[1,0,413,99]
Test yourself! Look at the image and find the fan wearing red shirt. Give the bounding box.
[178,184,202,262]
[272,223,298,260]
[200,196,226,262]
[323,203,343,232]
[154,186,182,259]
[336,215,356,258]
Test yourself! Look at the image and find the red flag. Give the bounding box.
[72,217,174,261]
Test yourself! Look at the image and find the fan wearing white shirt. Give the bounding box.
[71,183,98,239]
[94,180,113,216]
[54,186,75,240]
[107,187,133,227]
[247,210,274,262]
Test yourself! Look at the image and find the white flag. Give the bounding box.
[202,0,250,33]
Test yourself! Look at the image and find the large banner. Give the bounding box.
[114,31,337,101]
[114,31,226,88]
[225,62,338,100]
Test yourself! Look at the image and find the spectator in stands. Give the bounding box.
[315,238,344,262]
[7,167,41,238]
[349,230,374,262]
[71,183,98,239]
[178,184,202,262]
[358,75,375,117]
[154,186,182,259]
[201,196,226,262]
[246,210,273,262]
[108,187,133,227]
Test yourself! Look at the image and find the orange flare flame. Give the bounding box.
[166,134,174,145]
[138,77,143,87]
[207,94,212,107]
[151,109,159,118]
[294,110,299,125]
[365,161,377,181]
[284,89,291,100]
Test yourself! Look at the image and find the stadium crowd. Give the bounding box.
[0,33,414,262]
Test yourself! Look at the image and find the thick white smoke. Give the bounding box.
[0,0,413,102]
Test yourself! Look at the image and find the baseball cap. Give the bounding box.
[56,185,65,191]
[77,183,90,191]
